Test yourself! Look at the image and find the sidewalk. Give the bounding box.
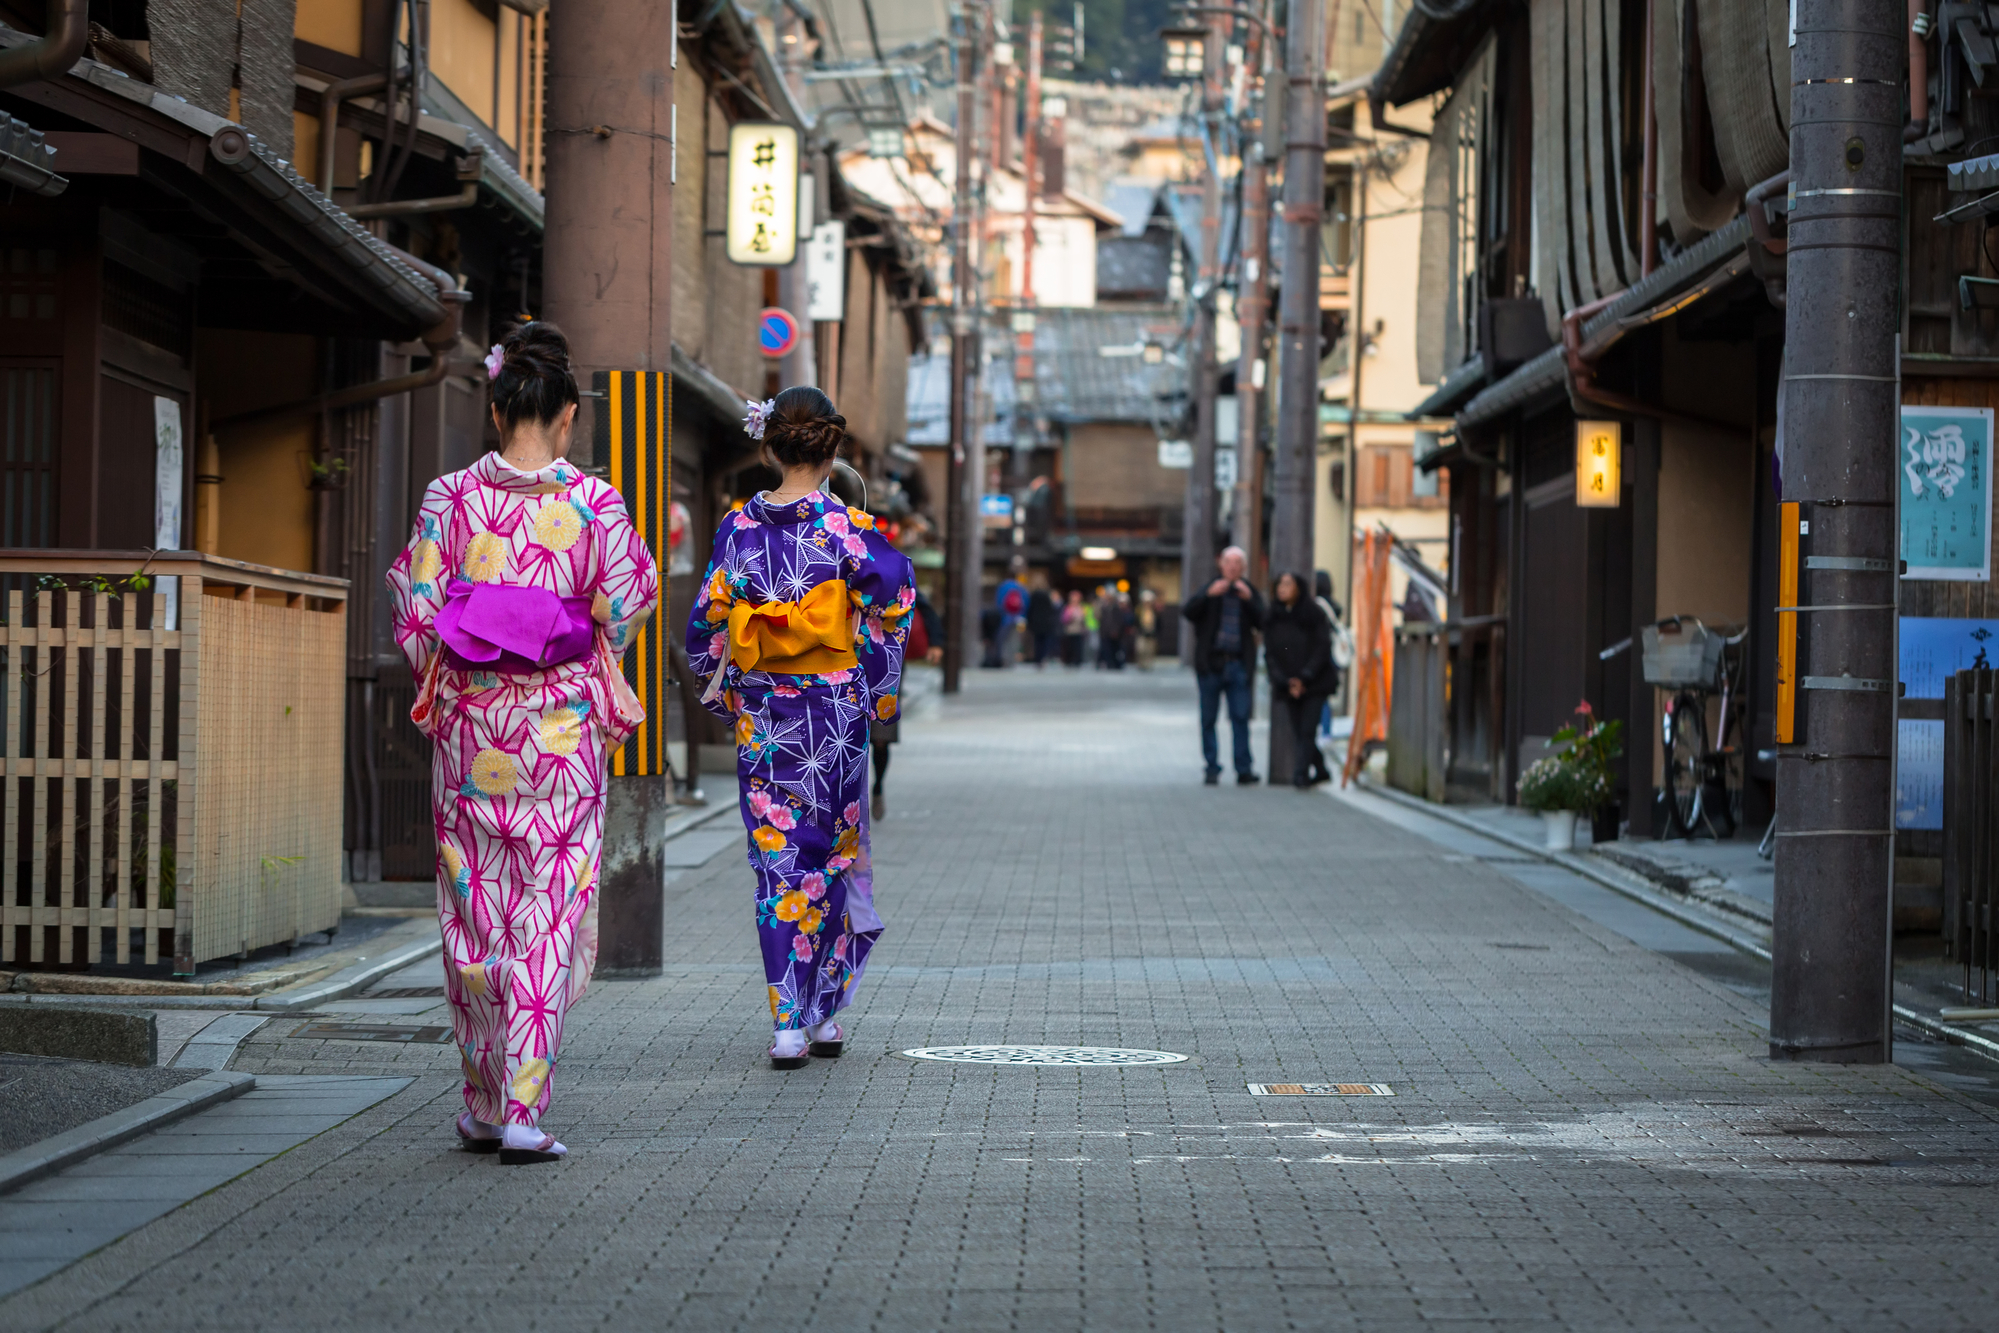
[7,669,1999,1331]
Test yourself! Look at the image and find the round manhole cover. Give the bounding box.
[900,1045,1189,1066]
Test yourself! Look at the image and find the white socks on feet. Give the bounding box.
[502,1124,565,1155]
[771,1029,809,1059]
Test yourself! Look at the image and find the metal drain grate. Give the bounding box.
[1247,1082,1394,1096]
[291,1022,451,1044]
[367,987,446,998]
[901,1045,1189,1066]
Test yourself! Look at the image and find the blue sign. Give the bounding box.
[1898,718,1945,830]
[1900,616,1999,697]
[1897,617,1999,829]
[978,494,1014,519]
[1901,405,1994,580]
[757,307,801,358]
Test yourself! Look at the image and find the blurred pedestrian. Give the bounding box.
[1266,571,1337,788]
[1082,593,1101,665]
[873,588,941,819]
[1118,591,1137,668]
[1183,545,1263,785]
[1134,588,1159,669]
[996,559,1028,665]
[686,386,914,1071]
[1095,589,1126,669]
[387,321,659,1163]
[1027,581,1060,668]
[1060,590,1087,666]
[1314,570,1348,744]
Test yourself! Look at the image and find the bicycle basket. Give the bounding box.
[1641,619,1724,689]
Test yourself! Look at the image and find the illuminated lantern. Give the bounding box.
[726,122,800,266]
[1575,419,1622,508]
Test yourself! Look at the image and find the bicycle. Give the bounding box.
[1641,616,1748,840]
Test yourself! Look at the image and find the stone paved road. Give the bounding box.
[7,670,1999,1331]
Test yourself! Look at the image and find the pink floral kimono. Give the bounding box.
[387,451,658,1129]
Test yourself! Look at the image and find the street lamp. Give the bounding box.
[1162,24,1207,80]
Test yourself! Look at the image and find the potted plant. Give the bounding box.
[1517,702,1623,851]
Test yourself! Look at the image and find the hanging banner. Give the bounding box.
[1900,404,1993,580]
[807,219,847,321]
[725,121,801,266]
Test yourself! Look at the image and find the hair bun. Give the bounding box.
[764,385,847,469]
[492,319,579,430]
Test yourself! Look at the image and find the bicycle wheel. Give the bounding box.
[1665,692,1708,837]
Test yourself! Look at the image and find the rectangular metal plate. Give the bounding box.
[291,1022,451,1044]
[1247,1083,1394,1096]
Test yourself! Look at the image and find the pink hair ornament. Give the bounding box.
[743,397,775,441]
[484,344,506,381]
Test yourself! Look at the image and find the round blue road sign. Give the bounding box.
[757,307,801,358]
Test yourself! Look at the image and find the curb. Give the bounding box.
[1346,779,1999,1066]
[0,804,735,1013]
[0,1070,255,1196]
[1349,778,1776,958]
[0,934,446,1013]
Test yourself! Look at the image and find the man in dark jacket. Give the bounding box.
[1026,584,1060,668]
[1182,546,1264,785]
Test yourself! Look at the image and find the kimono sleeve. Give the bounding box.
[684,511,744,719]
[586,483,660,651]
[385,477,454,676]
[841,511,917,723]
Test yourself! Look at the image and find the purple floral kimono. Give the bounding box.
[387,452,658,1128]
[687,490,915,1030]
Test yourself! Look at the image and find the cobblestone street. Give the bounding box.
[7,669,1999,1331]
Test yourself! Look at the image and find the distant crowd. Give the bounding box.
[980,561,1161,671]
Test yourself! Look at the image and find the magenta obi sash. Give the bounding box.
[436,578,595,674]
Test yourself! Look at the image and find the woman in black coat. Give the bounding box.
[1264,571,1338,787]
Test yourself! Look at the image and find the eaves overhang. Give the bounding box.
[1455,215,1752,433]
[0,34,446,334]
[1371,0,1511,109]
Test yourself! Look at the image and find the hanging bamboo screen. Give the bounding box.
[0,553,347,974]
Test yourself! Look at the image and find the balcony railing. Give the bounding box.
[0,551,348,975]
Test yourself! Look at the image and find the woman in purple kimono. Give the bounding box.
[387,322,659,1162]
[686,387,915,1069]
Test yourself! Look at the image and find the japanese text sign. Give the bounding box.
[1900,404,1992,581]
[1574,419,1621,508]
[726,122,800,267]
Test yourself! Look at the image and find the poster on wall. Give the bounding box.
[153,396,182,631]
[1895,616,1999,828]
[1900,404,1993,581]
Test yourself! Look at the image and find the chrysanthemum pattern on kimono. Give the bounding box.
[687,490,915,1029]
[387,451,658,1127]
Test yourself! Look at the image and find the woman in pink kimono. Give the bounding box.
[387,322,658,1164]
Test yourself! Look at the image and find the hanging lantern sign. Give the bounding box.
[1575,419,1622,507]
[726,121,800,266]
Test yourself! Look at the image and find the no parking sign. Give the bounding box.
[757,307,801,358]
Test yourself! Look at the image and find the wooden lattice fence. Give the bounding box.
[0,552,346,974]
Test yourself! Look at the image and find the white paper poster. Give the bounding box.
[153,396,182,629]
[807,219,846,321]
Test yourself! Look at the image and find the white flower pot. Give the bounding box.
[1541,810,1576,852]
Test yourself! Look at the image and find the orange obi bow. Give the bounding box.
[704,580,858,702]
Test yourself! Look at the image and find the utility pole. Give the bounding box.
[943,2,980,692]
[1230,8,1273,582]
[1179,20,1225,661]
[1269,0,1324,581]
[1014,12,1042,547]
[542,0,674,974]
[1768,0,1902,1063]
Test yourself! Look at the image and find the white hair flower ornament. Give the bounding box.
[743,397,776,441]
[484,344,506,381]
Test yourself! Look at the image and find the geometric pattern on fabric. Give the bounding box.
[386,451,660,1126]
[686,487,915,1030]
